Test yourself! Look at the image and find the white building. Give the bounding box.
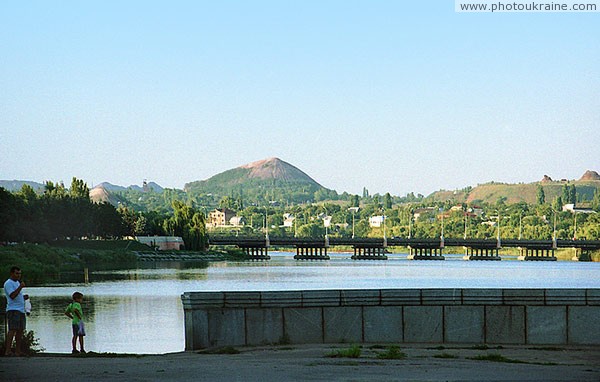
[562,204,596,214]
[369,215,386,228]
[282,213,296,228]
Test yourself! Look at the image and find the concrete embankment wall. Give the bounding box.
[181,289,600,349]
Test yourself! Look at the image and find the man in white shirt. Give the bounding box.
[4,266,26,356]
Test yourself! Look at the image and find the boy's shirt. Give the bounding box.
[65,301,84,324]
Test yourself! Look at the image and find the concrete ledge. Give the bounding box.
[341,289,380,306]
[545,289,586,305]
[224,292,261,308]
[302,290,340,307]
[261,291,302,308]
[504,289,545,305]
[587,289,600,305]
[381,289,421,305]
[463,289,503,305]
[422,289,462,305]
[181,288,600,349]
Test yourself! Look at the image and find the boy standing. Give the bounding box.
[65,292,86,354]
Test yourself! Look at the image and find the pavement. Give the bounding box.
[1,344,599,381]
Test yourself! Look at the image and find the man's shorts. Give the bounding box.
[72,322,86,337]
[6,310,26,331]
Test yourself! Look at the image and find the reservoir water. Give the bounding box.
[10,252,600,354]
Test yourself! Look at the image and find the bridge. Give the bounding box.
[208,235,600,261]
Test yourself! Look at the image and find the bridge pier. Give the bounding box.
[463,247,501,261]
[517,247,557,261]
[351,246,388,260]
[407,246,445,260]
[571,248,593,262]
[294,245,329,260]
[241,246,270,260]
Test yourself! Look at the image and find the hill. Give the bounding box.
[427,171,600,205]
[184,157,328,204]
[0,180,45,192]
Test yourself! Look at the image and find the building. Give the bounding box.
[282,213,296,228]
[413,207,436,222]
[369,215,385,228]
[207,208,237,227]
[136,236,185,250]
[562,204,596,214]
[229,216,246,227]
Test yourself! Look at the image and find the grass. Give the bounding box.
[325,345,362,358]
[433,353,459,359]
[528,346,565,351]
[467,353,526,363]
[375,346,407,360]
[470,344,503,350]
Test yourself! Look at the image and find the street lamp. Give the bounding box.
[519,213,523,240]
[264,206,269,241]
[573,211,578,240]
[440,207,444,241]
[464,212,468,240]
[496,210,501,248]
[348,207,359,239]
[322,204,330,247]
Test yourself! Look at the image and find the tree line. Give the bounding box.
[0,178,208,250]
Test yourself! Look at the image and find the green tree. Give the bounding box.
[69,177,90,200]
[536,185,546,205]
[383,193,392,209]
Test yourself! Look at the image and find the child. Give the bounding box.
[64,291,86,354]
[24,294,31,316]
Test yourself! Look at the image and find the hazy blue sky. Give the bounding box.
[1,1,598,196]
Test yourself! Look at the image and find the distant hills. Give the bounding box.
[2,161,599,207]
[427,170,600,205]
[184,157,327,205]
[0,180,45,191]
[184,157,322,192]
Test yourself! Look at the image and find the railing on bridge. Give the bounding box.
[207,235,600,262]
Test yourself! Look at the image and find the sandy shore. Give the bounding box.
[1,344,599,381]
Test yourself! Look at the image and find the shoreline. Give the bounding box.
[4,344,599,381]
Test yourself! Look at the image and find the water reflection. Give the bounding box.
[22,294,183,354]
[5,253,600,354]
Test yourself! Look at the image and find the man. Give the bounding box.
[4,266,26,356]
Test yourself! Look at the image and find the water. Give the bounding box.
[9,252,600,354]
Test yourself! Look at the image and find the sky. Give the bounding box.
[1,1,598,196]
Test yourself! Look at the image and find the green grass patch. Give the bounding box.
[528,346,565,351]
[467,353,526,363]
[433,352,459,359]
[470,344,503,350]
[375,346,406,360]
[325,345,362,358]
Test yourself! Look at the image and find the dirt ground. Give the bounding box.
[1,344,599,381]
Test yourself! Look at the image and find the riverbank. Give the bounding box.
[0,242,248,285]
[3,344,599,381]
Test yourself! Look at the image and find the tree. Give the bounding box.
[350,194,360,208]
[383,193,392,209]
[569,184,577,205]
[536,185,545,205]
[70,177,90,200]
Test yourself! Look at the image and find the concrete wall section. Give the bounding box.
[181,288,600,350]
